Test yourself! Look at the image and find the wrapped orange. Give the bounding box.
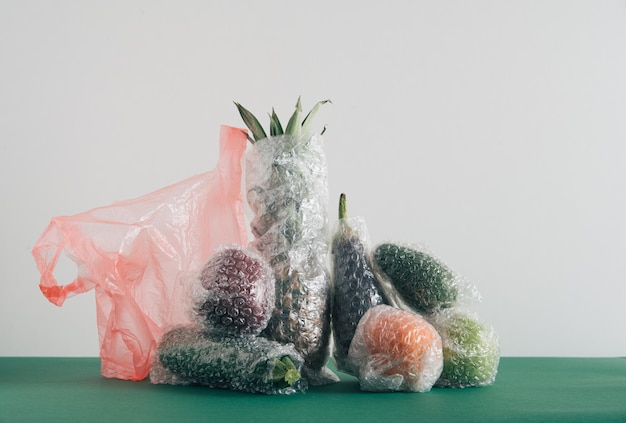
[347,305,443,392]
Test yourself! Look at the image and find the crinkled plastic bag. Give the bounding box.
[32,126,249,381]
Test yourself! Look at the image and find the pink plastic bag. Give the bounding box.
[32,126,249,381]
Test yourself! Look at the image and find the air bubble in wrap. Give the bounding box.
[245,134,337,385]
[347,305,443,392]
[151,325,307,395]
[430,310,500,388]
[189,245,275,336]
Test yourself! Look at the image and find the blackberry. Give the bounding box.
[192,245,274,336]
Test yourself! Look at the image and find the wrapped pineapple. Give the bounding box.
[235,98,338,385]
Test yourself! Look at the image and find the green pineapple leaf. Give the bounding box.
[234,101,267,143]
[269,108,284,136]
[301,99,331,139]
[284,96,303,137]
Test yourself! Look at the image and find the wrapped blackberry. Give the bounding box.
[235,98,337,385]
[190,245,274,336]
[331,194,386,374]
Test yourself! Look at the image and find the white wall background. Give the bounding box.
[1,1,625,358]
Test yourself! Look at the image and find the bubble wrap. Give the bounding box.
[331,215,386,374]
[150,325,307,395]
[189,245,275,336]
[430,310,500,388]
[245,134,336,385]
[347,305,443,392]
[372,243,479,315]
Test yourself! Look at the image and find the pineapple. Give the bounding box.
[234,98,338,385]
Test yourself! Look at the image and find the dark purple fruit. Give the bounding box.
[331,194,386,374]
[192,245,274,336]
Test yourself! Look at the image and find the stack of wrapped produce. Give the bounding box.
[150,98,500,394]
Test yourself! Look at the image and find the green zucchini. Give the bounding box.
[373,243,458,314]
[153,325,306,395]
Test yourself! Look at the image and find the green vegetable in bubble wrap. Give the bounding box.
[235,98,338,385]
[431,311,500,388]
[331,194,386,374]
[373,243,458,314]
[150,325,306,395]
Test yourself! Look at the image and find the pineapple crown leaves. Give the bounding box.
[234,96,331,143]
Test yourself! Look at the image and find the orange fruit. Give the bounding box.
[348,305,443,392]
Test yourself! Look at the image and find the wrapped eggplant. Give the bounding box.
[235,98,337,385]
[150,325,306,395]
[331,194,386,374]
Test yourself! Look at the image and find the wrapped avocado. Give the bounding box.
[372,243,459,314]
[190,245,274,336]
[331,194,386,374]
[431,311,500,388]
[151,325,306,395]
[236,98,337,385]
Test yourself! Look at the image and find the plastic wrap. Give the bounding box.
[331,206,386,374]
[32,126,249,381]
[189,245,274,336]
[151,325,307,395]
[372,243,479,315]
[245,134,336,385]
[430,310,500,388]
[347,305,443,392]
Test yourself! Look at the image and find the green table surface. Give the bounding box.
[1,357,625,423]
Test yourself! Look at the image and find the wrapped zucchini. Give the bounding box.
[372,243,461,314]
[236,98,337,385]
[331,194,386,374]
[150,325,306,395]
